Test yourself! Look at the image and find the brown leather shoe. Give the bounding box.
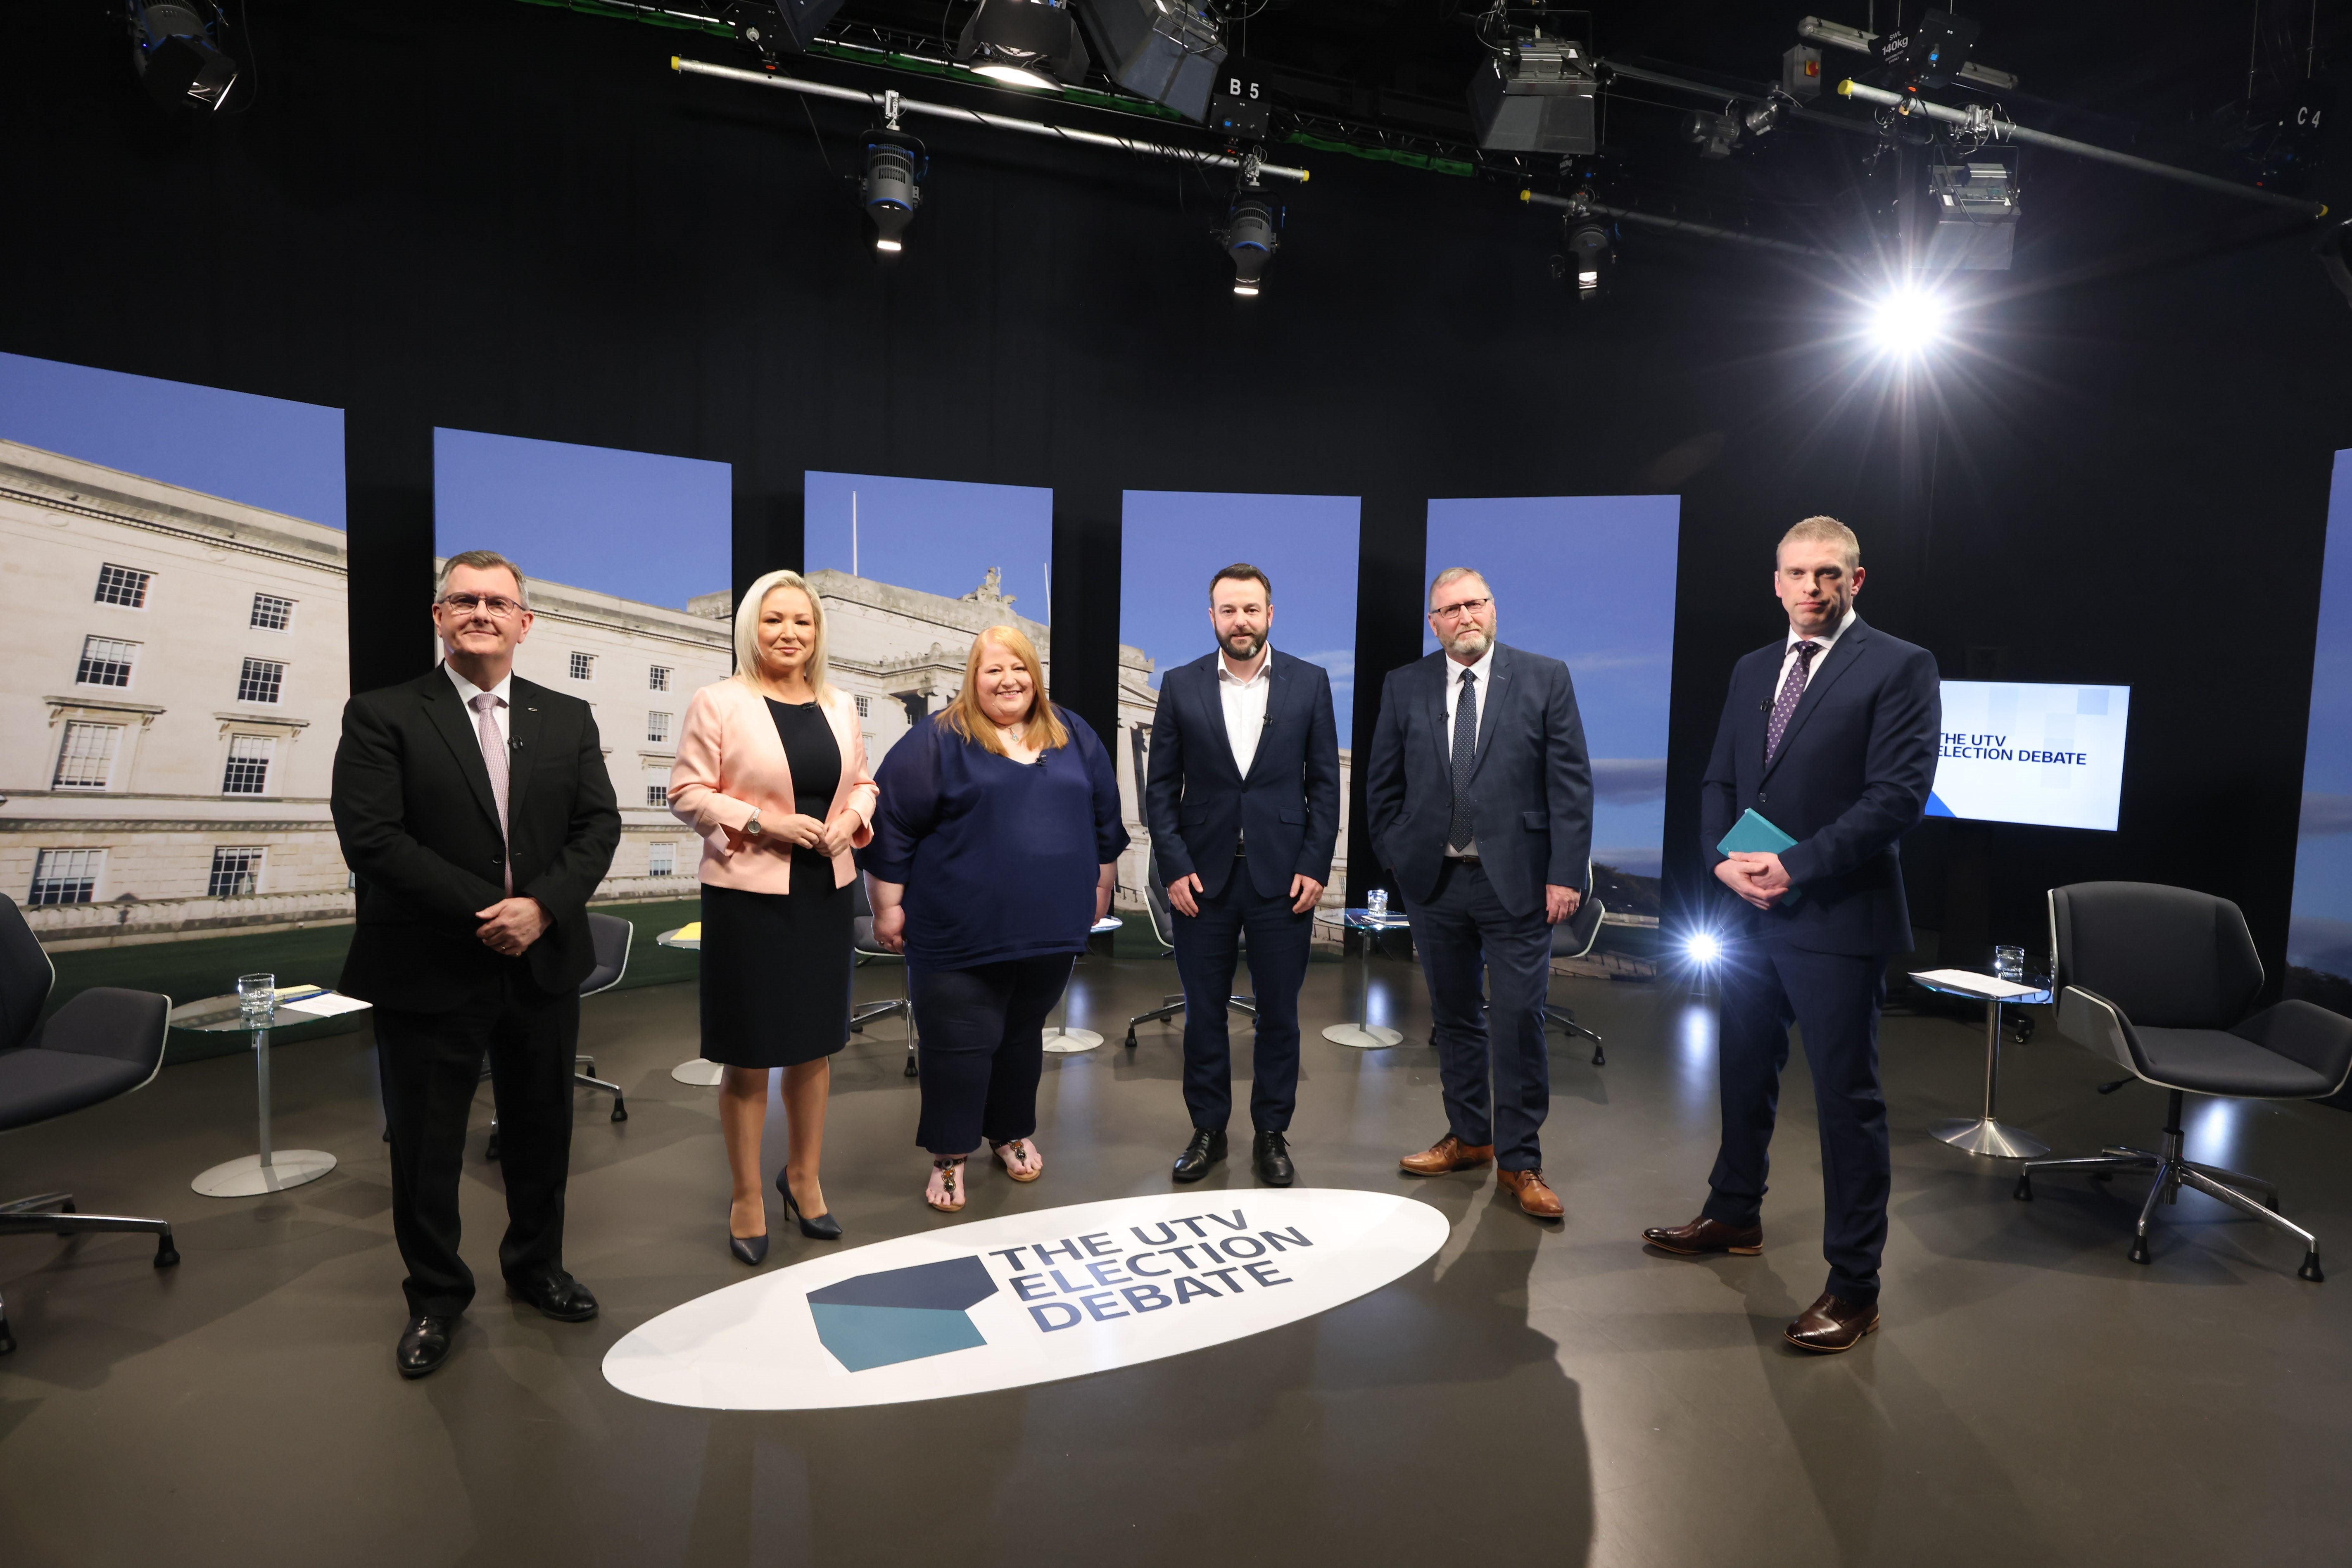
[1496,1168,1564,1219]
[1642,1216,1763,1256]
[1784,1292,1879,1353]
[1399,1135,1495,1176]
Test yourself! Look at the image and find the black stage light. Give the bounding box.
[727,1,848,63]
[1469,31,1597,154]
[1563,213,1611,301]
[1074,0,1226,123]
[1924,161,2018,270]
[127,0,238,112]
[957,0,1090,92]
[1682,109,1738,159]
[862,131,925,253]
[1217,175,1279,297]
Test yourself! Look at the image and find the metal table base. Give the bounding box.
[1929,986,2049,1161]
[193,1023,337,1197]
[1319,909,1410,1049]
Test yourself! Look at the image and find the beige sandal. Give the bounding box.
[925,1157,967,1213]
[991,1138,1043,1183]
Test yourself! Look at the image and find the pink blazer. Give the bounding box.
[669,678,879,896]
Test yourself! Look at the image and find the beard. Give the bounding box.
[1221,628,1265,660]
[1444,624,1492,659]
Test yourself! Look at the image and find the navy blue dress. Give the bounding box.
[864,708,1130,972]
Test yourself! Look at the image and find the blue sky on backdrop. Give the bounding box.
[434,429,730,611]
[2290,448,2352,976]
[1428,494,1680,876]
[805,471,1054,611]
[1120,492,1361,747]
[0,351,345,526]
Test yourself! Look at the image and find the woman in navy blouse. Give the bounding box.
[866,625,1130,1212]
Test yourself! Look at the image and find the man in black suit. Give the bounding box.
[332,549,621,1378]
[1365,568,1592,1219]
[1145,564,1342,1186]
[1645,516,1939,1353]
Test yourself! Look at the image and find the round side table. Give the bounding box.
[1043,917,1126,1054]
[173,992,354,1196]
[1911,969,2055,1159]
[1316,908,1414,1048]
[656,925,727,1085]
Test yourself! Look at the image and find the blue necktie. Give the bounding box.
[1448,670,1478,851]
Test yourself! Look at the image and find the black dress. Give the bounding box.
[698,698,854,1069]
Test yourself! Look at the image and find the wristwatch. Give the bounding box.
[744,808,763,837]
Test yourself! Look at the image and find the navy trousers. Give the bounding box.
[1406,859,1554,1171]
[1701,938,1891,1304]
[910,955,1069,1156]
[1172,859,1311,1133]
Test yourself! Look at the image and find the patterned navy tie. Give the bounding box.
[1448,669,1478,851]
[1765,641,1821,765]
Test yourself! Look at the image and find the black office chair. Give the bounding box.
[1540,869,1609,1066]
[484,911,632,1162]
[848,877,919,1078]
[1124,863,1255,1050]
[2014,882,2352,1281]
[0,892,179,1354]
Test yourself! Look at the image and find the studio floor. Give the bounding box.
[3,948,2348,1568]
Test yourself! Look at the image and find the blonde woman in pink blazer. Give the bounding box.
[670,570,877,1265]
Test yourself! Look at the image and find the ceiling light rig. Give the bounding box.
[861,92,924,254]
[956,0,1090,92]
[1217,157,1280,298]
[126,0,240,112]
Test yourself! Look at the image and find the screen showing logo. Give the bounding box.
[1928,681,2131,832]
[605,1189,1449,1409]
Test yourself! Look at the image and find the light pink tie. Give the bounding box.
[471,692,513,895]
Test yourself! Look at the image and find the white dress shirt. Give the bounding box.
[1441,644,1496,857]
[1777,606,1857,698]
[1216,642,1274,777]
[444,662,514,744]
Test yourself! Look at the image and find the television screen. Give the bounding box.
[1928,681,2131,831]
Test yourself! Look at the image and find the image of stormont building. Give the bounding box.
[2,440,1346,952]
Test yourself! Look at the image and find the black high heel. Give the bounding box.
[728,1215,769,1266]
[778,1167,844,1240]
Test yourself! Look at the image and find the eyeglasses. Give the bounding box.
[1429,596,1492,623]
[439,593,525,618]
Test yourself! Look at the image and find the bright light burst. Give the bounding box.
[1685,931,1724,965]
[1867,285,1948,356]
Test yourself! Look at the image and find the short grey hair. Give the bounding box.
[436,549,530,609]
[1427,566,1490,610]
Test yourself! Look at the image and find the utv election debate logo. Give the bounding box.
[603,1188,1450,1409]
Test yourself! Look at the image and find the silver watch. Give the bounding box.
[744,809,763,837]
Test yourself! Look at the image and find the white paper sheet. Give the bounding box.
[277,992,374,1019]
[1910,968,2043,1000]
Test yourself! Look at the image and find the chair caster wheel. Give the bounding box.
[154,1240,180,1268]
[1124,1032,1137,1050]
[903,1057,919,1079]
[611,1099,628,1122]
[2127,1238,2151,1265]
[0,1323,14,1356]
[2012,1177,2032,1201]
[2299,1251,2324,1283]
[382,1127,392,1142]
[485,1134,501,1163]
[1590,1046,1606,1067]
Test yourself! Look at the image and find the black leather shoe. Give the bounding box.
[779,1168,843,1240]
[397,1316,454,1379]
[506,1276,599,1322]
[729,1227,770,1266]
[1172,1128,1227,1183]
[1254,1131,1296,1187]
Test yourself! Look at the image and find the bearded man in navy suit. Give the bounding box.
[1644,516,1940,1354]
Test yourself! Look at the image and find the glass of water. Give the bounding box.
[1366,889,1389,919]
[237,972,277,1021]
[1992,946,2025,981]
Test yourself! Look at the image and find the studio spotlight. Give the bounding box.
[1217,166,1279,296]
[1685,931,1723,965]
[1469,26,1597,154]
[1867,284,1947,356]
[1074,0,1226,123]
[127,0,239,112]
[861,127,925,253]
[956,0,1090,92]
[1563,212,1611,301]
[726,0,847,63]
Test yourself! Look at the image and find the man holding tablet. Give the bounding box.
[1646,517,1939,1352]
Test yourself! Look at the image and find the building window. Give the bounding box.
[250,593,295,631]
[644,785,668,808]
[649,665,672,692]
[94,564,150,608]
[222,735,275,795]
[647,710,671,743]
[76,635,139,688]
[648,842,676,877]
[569,652,596,682]
[855,694,872,717]
[29,848,103,906]
[236,658,287,704]
[207,847,265,898]
[52,722,123,789]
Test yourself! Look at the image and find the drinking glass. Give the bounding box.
[237,972,277,1020]
[1366,889,1390,919]
[1992,946,2026,981]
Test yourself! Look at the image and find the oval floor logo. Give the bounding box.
[603,1188,1450,1409]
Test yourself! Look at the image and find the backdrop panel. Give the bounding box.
[2289,448,2352,1020]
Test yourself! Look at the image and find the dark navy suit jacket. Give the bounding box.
[1699,615,1941,956]
[1144,649,1342,900]
[1365,644,1593,920]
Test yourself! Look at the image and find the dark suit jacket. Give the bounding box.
[1699,615,1940,956]
[1365,644,1593,920]
[332,667,622,1012]
[1143,649,1342,900]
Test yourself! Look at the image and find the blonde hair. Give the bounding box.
[940,624,1069,756]
[1778,516,1861,570]
[732,570,832,701]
